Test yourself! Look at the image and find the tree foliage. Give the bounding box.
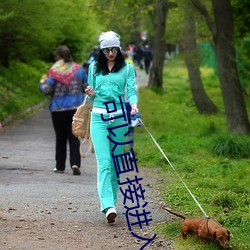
[164,2,184,44]
[232,0,250,95]
[91,0,155,46]
[232,0,250,40]
[0,0,99,67]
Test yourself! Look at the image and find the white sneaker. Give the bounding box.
[53,168,64,173]
[105,208,117,223]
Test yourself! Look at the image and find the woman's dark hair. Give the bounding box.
[54,45,73,63]
[95,48,126,75]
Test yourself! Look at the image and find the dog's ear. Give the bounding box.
[213,231,217,240]
[227,230,230,240]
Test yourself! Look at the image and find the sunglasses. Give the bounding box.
[102,47,119,55]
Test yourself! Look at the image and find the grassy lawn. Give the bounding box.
[0,60,49,123]
[134,58,250,250]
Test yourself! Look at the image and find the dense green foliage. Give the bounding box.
[91,0,155,45]
[232,0,250,39]
[236,37,250,95]
[133,59,250,249]
[0,0,99,66]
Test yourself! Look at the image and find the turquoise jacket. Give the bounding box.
[87,62,138,110]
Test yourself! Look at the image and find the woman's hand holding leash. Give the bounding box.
[131,103,138,116]
[85,86,95,97]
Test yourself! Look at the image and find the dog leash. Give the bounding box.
[139,118,209,218]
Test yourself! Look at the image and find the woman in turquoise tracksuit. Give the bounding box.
[86,31,138,223]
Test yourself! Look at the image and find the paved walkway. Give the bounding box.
[0,67,151,218]
[135,68,149,88]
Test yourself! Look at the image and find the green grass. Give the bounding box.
[0,60,50,123]
[134,59,250,250]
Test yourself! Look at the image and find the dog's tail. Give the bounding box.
[162,206,187,220]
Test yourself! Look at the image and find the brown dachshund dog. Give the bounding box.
[162,207,231,249]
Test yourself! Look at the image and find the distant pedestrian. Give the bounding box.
[85,31,138,223]
[143,44,152,74]
[86,46,99,71]
[39,45,88,175]
[134,44,144,69]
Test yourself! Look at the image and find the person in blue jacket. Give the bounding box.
[85,31,138,223]
[39,45,88,175]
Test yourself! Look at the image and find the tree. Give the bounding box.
[232,0,250,96]
[0,0,98,66]
[191,0,250,134]
[184,1,218,114]
[148,0,177,89]
[91,0,155,48]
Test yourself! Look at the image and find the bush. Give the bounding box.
[210,191,237,209]
[210,135,250,159]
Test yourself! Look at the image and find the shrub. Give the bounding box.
[210,191,237,209]
[210,135,250,159]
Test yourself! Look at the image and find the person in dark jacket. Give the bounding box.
[143,44,152,74]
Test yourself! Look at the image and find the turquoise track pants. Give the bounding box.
[90,111,128,212]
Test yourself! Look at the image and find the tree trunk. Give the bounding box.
[212,0,250,134]
[147,0,169,89]
[191,0,250,134]
[184,4,218,114]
